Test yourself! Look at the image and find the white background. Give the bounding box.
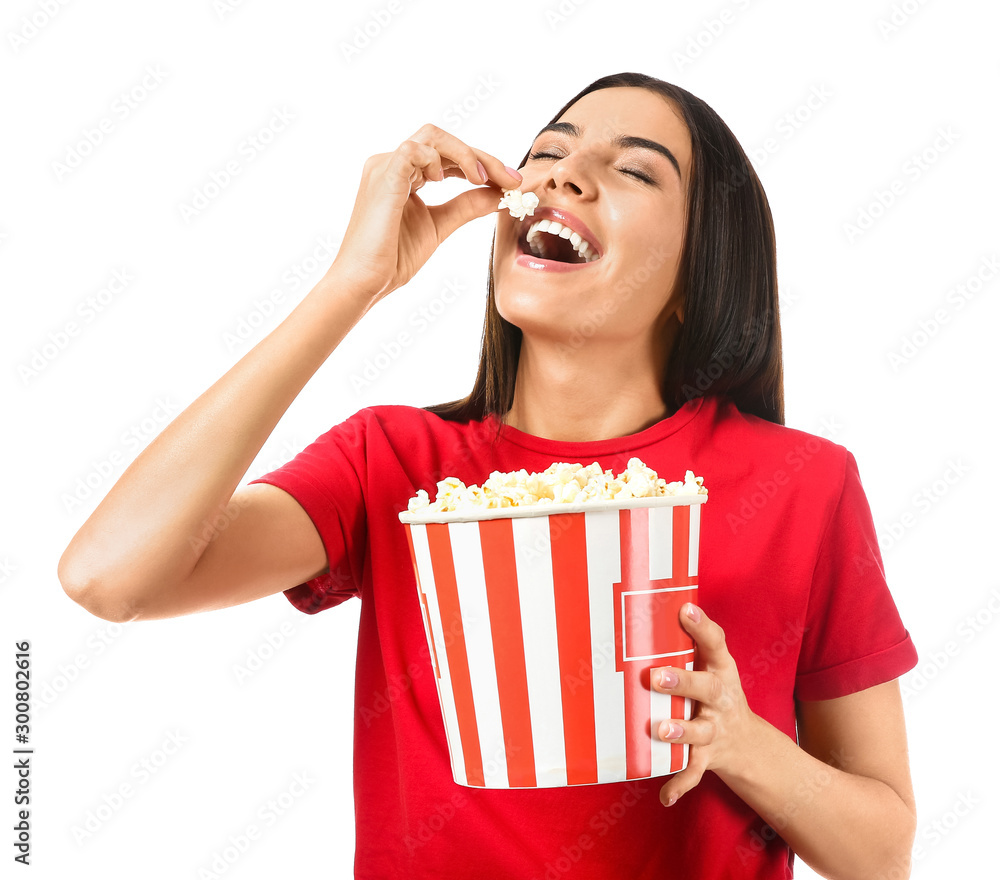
[2,0,998,877]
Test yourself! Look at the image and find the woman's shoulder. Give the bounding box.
[339,404,494,458]
[704,395,852,489]
[353,403,488,433]
[708,395,845,450]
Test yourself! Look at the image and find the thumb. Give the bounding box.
[429,186,503,242]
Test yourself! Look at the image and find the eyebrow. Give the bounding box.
[533,121,682,179]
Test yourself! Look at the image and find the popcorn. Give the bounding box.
[498,188,539,221]
[407,489,430,511]
[406,457,706,514]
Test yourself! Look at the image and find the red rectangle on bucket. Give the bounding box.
[621,588,696,660]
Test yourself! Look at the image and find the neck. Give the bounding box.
[502,331,676,442]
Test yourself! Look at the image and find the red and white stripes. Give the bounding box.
[403,502,702,789]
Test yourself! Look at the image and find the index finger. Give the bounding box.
[408,123,522,187]
[650,664,722,706]
[680,603,734,671]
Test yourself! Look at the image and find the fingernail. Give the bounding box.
[662,722,683,740]
[476,160,488,184]
[686,603,702,623]
[659,669,678,688]
[664,793,678,807]
[504,165,523,181]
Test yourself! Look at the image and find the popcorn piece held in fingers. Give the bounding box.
[498,189,539,221]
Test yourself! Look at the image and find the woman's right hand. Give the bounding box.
[330,124,523,304]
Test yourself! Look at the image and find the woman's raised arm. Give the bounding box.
[58,126,522,622]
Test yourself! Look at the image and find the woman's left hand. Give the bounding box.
[652,602,762,806]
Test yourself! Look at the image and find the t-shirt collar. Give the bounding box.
[483,396,707,456]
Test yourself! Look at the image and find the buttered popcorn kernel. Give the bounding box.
[498,188,539,221]
[406,458,706,513]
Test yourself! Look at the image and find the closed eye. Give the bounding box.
[526,150,655,184]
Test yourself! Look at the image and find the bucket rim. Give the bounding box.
[398,492,707,524]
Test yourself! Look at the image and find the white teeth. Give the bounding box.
[524,219,601,262]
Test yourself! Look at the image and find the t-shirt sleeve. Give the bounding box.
[794,450,918,701]
[247,409,369,614]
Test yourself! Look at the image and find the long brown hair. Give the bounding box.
[425,72,783,433]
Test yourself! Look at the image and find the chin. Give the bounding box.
[496,294,597,347]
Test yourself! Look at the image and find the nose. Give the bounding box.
[541,152,597,198]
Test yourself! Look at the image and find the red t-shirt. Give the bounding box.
[249,394,917,879]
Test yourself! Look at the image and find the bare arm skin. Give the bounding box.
[56,274,369,622]
[654,605,916,879]
[58,126,522,622]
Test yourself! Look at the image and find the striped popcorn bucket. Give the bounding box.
[398,494,706,789]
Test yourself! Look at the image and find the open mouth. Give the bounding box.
[518,219,602,264]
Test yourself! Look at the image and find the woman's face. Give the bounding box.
[492,86,693,349]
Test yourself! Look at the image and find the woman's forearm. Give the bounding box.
[716,715,916,879]
[57,263,376,618]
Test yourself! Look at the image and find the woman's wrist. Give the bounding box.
[315,259,387,315]
[712,710,790,792]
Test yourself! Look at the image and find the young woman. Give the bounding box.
[59,72,918,878]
